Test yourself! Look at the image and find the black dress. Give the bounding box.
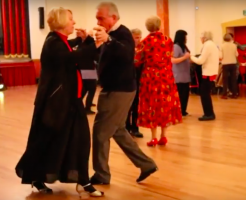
[15,32,97,185]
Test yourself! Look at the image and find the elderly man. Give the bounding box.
[126,28,144,138]
[91,2,157,185]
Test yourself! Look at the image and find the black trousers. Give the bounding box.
[176,83,190,115]
[82,79,97,110]
[200,77,215,116]
[126,88,139,132]
[223,64,237,96]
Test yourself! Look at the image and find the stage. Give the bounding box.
[0,56,40,87]
[0,86,246,200]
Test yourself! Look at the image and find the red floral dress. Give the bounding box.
[135,32,182,128]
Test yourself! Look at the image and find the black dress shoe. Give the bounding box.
[32,181,53,194]
[182,112,190,117]
[132,131,144,138]
[136,167,158,183]
[86,110,96,115]
[90,176,109,185]
[198,115,215,121]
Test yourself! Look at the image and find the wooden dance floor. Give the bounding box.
[1,85,246,200]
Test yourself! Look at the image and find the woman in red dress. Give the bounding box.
[135,16,182,147]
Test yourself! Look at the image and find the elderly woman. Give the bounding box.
[191,31,219,121]
[220,33,238,99]
[15,8,104,198]
[135,16,182,147]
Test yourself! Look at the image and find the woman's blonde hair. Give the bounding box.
[47,7,72,31]
[145,15,161,32]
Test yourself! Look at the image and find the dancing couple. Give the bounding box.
[15,2,157,199]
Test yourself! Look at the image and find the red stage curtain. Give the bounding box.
[0,62,36,87]
[234,27,246,81]
[1,0,9,57]
[20,0,28,57]
[1,0,29,58]
[14,0,21,57]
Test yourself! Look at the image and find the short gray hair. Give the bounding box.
[145,15,161,32]
[131,28,142,35]
[201,31,213,41]
[97,2,120,19]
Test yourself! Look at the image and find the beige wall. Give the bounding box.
[169,0,196,54]
[28,0,157,59]
[28,0,246,58]
[195,0,246,52]
[169,0,246,54]
[28,0,47,59]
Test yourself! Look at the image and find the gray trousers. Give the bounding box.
[92,90,157,183]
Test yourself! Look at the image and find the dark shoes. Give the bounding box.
[128,130,144,138]
[198,115,216,121]
[136,167,158,183]
[90,176,109,185]
[90,167,158,185]
[31,181,53,194]
[86,109,96,115]
[182,112,190,118]
[132,131,144,138]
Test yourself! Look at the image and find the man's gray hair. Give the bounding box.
[131,28,142,35]
[200,31,213,42]
[97,2,120,19]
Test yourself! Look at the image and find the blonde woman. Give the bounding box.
[15,8,104,198]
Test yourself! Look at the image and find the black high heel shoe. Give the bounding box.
[31,181,53,194]
[76,183,104,198]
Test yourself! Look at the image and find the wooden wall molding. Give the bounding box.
[156,0,169,36]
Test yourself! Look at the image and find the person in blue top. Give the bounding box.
[171,30,191,117]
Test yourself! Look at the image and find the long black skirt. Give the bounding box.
[15,99,91,184]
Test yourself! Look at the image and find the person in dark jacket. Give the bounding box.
[15,8,104,198]
[126,28,143,138]
[79,30,98,115]
[90,2,157,186]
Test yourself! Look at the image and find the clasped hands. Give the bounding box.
[184,52,194,63]
[76,26,109,48]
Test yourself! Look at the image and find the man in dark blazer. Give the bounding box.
[90,2,157,185]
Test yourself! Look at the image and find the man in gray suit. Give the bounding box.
[90,2,157,185]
